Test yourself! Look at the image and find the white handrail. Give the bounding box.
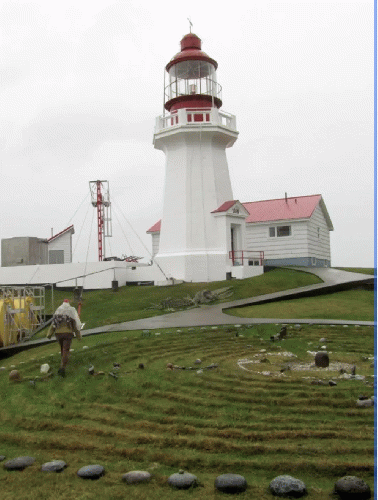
[155,108,237,133]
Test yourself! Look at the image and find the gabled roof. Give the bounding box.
[242,194,333,230]
[211,200,250,217]
[48,225,75,242]
[146,220,161,234]
[146,195,334,234]
[211,200,239,213]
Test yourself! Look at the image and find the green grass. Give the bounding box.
[0,324,374,499]
[225,289,374,321]
[333,267,375,275]
[42,268,323,330]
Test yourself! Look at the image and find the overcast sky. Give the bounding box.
[0,0,374,267]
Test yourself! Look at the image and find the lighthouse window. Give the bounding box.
[269,227,275,237]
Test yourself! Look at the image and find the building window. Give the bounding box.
[317,227,320,239]
[49,250,64,264]
[277,225,291,237]
[269,227,276,237]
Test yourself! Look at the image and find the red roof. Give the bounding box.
[211,200,239,213]
[146,195,333,233]
[242,195,322,223]
[48,225,74,242]
[146,220,161,233]
[166,33,218,72]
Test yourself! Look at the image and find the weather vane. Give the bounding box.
[187,18,193,33]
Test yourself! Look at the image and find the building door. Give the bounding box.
[230,224,240,265]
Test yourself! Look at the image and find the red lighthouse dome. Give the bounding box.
[164,33,222,112]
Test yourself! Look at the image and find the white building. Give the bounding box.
[47,225,75,264]
[148,193,334,272]
[147,33,334,280]
[244,194,333,267]
[151,32,264,283]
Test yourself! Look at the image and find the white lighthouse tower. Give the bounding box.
[153,32,243,282]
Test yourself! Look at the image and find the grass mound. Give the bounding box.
[0,323,374,499]
[226,289,374,321]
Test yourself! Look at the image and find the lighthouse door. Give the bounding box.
[230,225,240,265]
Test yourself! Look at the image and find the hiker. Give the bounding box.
[47,299,82,377]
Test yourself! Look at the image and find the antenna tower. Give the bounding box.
[89,180,112,261]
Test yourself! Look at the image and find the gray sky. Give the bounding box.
[0,0,374,267]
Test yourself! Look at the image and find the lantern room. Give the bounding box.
[164,33,222,112]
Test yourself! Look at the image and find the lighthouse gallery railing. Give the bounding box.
[155,108,237,134]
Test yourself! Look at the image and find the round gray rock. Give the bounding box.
[333,476,371,499]
[215,474,247,494]
[269,475,307,497]
[4,456,35,470]
[168,471,197,489]
[77,464,105,479]
[0,456,5,462]
[314,351,329,368]
[122,470,151,484]
[41,460,67,472]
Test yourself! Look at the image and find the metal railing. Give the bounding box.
[229,250,265,266]
[155,108,237,134]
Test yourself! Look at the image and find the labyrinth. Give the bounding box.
[0,323,374,499]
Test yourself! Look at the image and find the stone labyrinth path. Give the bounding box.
[0,456,372,498]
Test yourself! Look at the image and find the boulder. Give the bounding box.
[314,351,329,368]
[41,460,67,472]
[4,456,35,471]
[122,470,151,484]
[214,473,247,494]
[333,475,371,499]
[269,475,307,497]
[40,364,50,374]
[168,471,197,489]
[9,370,21,382]
[77,464,105,479]
[356,399,374,408]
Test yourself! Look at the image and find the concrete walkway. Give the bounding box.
[0,268,374,358]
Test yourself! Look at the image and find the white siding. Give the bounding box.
[151,233,160,257]
[307,205,331,260]
[245,220,308,259]
[48,232,72,264]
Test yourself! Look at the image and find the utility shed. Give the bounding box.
[243,194,333,267]
[47,225,74,264]
[1,237,48,267]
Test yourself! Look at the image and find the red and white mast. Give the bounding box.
[89,180,112,261]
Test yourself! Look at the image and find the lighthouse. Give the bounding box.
[153,32,244,282]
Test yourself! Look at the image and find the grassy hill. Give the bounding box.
[44,268,323,330]
[0,323,374,499]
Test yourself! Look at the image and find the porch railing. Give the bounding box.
[229,250,265,266]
